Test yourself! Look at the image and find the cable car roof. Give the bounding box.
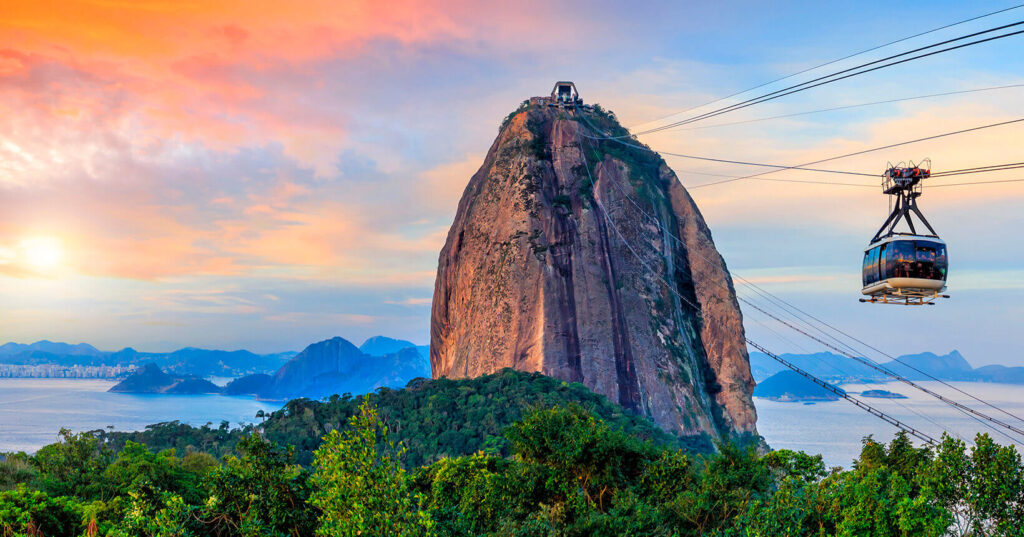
[865,233,945,250]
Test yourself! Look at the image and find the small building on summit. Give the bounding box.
[551,81,579,104]
[530,81,589,109]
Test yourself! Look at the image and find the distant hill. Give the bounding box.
[749,349,1024,385]
[159,348,295,377]
[748,351,880,383]
[359,336,415,356]
[358,336,430,362]
[881,351,974,381]
[861,389,907,399]
[753,370,843,402]
[109,363,221,394]
[254,336,431,400]
[972,364,1024,384]
[0,340,103,357]
[223,373,274,396]
[0,340,295,377]
[3,334,434,401]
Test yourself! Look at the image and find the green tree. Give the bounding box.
[31,428,112,499]
[200,433,317,537]
[504,404,657,511]
[108,483,196,537]
[661,442,773,535]
[310,401,433,536]
[816,435,947,537]
[102,442,207,505]
[923,433,1024,536]
[0,486,85,537]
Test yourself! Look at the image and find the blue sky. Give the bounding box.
[0,1,1022,366]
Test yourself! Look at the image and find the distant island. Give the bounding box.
[753,370,843,402]
[109,363,221,394]
[860,389,908,399]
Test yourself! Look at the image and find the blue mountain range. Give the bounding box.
[0,335,430,380]
[748,349,1024,385]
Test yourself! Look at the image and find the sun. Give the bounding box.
[20,237,64,271]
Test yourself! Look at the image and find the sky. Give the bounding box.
[1,0,1022,365]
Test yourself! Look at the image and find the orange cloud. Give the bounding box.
[1,1,467,63]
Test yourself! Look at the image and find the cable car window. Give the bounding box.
[884,241,915,278]
[876,243,887,283]
[868,247,880,284]
[862,248,874,286]
[914,240,948,281]
[862,250,870,286]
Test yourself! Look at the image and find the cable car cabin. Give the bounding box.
[860,159,948,305]
[550,81,580,107]
[862,235,948,304]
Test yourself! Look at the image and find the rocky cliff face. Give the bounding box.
[430,102,758,440]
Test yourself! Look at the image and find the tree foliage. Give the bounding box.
[311,401,433,536]
[95,369,708,466]
[2,376,1023,536]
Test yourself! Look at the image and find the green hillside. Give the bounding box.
[99,368,715,466]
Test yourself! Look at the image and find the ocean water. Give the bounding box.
[0,378,281,453]
[756,380,1024,468]
[1,378,1020,466]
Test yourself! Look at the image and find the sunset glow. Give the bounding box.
[1,1,1022,360]
[19,237,63,271]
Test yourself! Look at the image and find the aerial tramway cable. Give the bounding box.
[620,21,1024,137]
[588,130,972,441]
[686,117,1024,189]
[745,341,939,445]
[740,296,1024,443]
[931,162,1024,177]
[627,4,1024,132]
[571,115,949,446]
[575,132,877,177]
[574,106,1024,443]
[738,277,1024,428]
[660,84,1024,132]
[931,177,1024,187]
[583,102,1024,190]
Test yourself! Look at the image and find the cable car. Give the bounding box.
[860,159,949,305]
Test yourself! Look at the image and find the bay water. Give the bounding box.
[1,378,1021,468]
[0,378,281,453]
[757,380,1024,468]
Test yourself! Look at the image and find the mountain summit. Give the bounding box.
[430,95,758,440]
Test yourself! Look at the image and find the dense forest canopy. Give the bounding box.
[94,369,719,466]
[1,369,1021,536]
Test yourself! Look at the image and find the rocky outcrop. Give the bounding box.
[430,102,758,440]
[109,363,221,394]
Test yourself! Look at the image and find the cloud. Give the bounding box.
[264,312,378,325]
[3,1,1022,360]
[384,297,433,306]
